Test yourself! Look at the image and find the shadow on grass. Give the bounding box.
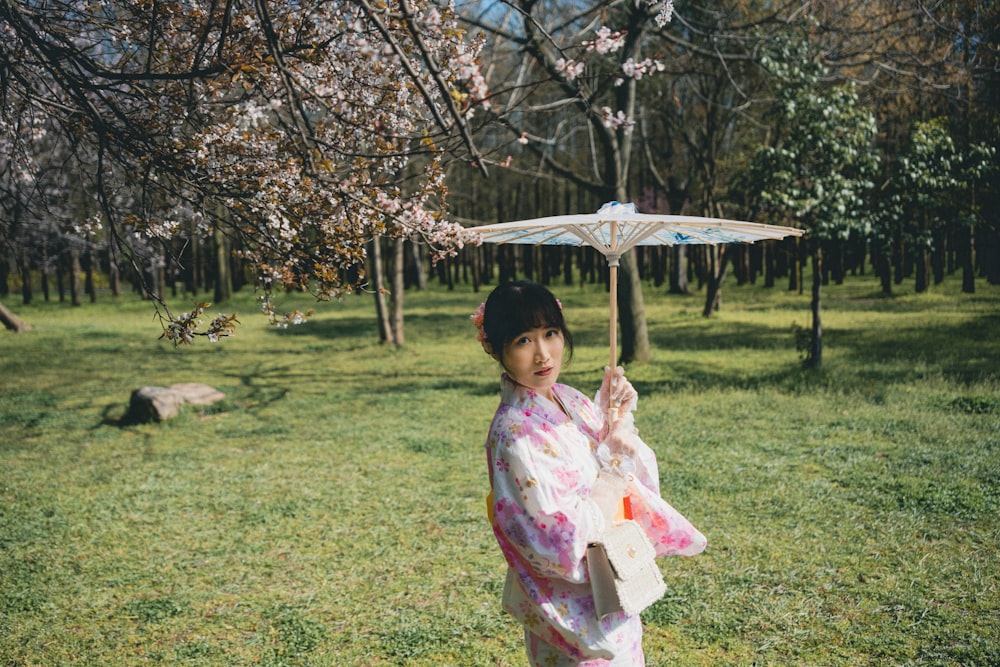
[260,308,999,399]
[648,320,794,352]
[74,288,996,429]
[639,309,1000,390]
[268,311,459,342]
[828,310,1000,386]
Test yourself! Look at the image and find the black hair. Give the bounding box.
[482,280,574,363]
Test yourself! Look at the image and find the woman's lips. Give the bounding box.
[536,367,553,377]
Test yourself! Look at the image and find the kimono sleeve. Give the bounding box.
[620,426,707,557]
[488,414,605,584]
[591,386,707,558]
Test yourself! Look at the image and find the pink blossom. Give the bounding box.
[555,58,585,81]
[601,107,635,132]
[653,0,675,28]
[583,27,626,54]
[621,58,665,81]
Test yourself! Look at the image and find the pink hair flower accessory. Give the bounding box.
[471,301,487,343]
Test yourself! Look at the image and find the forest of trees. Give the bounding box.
[1,0,997,363]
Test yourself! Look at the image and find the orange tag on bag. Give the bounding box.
[615,495,633,522]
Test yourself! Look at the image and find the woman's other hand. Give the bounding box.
[603,412,639,460]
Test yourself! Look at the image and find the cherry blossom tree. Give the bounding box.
[457,0,678,363]
[0,0,489,342]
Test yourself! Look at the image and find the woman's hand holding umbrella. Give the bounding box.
[599,366,639,461]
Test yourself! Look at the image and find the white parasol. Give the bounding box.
[468,201,804,370]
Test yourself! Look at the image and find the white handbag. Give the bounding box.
[587,519,666,618]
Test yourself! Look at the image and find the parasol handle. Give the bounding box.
[608,218,621,426]
[608,252,620,426]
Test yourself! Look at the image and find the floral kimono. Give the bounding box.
[486,375,706,666]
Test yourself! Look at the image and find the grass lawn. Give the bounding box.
[1,274,998,666]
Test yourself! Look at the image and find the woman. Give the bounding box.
[474,280,706,666]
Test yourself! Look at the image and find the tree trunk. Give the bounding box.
[41,267,50,302]
[877,246,893,296]
[764,242,775,288]
[702,246,731,317]
[788,237,801,293]
[915,249,931,293]
[409,242,427,290]
[0,300,32,332]
[932,230,945,285]
[370,238,395,345]
[805,246,823,369]
[894,235,906,285]
[830,241,845,285]
[20,249,32,305]
[962,223,976,294]
[41,245,51,302]
[56,259,66,302]
[167,242,178,297]
[610,56,648,365]
[85,249,97,302]
[668,246,690,294]
[153,254,166,302]
[650,247,665,288]
[735,245,751,285]
[108,246,121,297]
[70,246,82,306]
[213,227,232,304]
[189,221,201,295]
[617,249,649,364]
[108,263,120,297]
[986,229,1000,285]
[471,245,482,293]
[390,237,405,346]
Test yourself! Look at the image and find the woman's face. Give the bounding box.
[501,325,565,400]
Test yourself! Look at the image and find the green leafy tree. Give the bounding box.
[743,39,879,368]
[877,118,995,294]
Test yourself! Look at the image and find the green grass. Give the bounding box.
[1,275,998,666]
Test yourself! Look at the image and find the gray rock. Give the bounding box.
[125,383,225,423]
[169,382,226,406]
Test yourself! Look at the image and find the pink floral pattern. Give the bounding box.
[486,375,706,665]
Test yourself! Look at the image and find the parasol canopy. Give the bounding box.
[467,201,804,374]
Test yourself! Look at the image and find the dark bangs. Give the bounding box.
[482,280,574,359]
